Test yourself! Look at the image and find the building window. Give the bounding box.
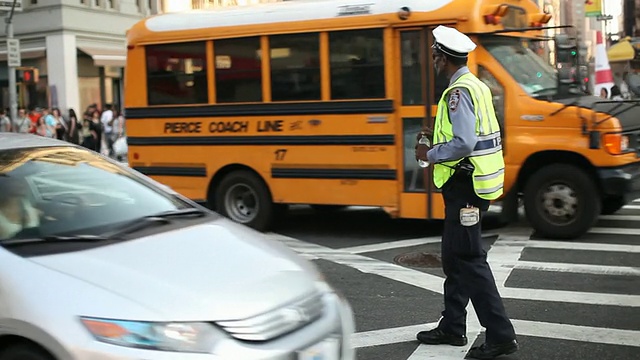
[269,32,321,101]
[329,29,385,100]
[146,42,209,106]
[214,37,262,103]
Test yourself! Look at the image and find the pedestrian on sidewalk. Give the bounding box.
[414,25,518,359]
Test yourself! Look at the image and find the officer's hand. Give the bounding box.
[415,126,434,142]
[415,142,431,162]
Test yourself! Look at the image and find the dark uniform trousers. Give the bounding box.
[438,171,516,345]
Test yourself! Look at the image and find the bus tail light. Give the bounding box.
[603,133,630,155]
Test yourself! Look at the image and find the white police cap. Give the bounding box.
[432,25,476,58]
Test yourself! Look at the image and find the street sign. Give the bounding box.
[6,38,20,67]
[0,1,22,12]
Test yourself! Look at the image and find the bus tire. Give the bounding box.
[214,170,274,232]
[523,164,600,240]
[601,196,625,215]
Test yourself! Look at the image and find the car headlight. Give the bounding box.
[80,317,225,353]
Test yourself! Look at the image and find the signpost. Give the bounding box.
[2,0,21,131]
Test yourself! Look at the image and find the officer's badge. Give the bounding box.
[449,89,460,112]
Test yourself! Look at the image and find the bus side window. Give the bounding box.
[269,32,321,101]
[146,41,208,106]
[329,29,385,100]
[214,37,262,103]
[477,65,505,136]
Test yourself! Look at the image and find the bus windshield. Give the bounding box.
[482,36,557,97]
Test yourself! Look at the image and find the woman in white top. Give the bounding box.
[0,177,40,240]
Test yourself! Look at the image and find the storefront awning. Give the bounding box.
[78,46,126,67]
[607,39,636,63]
[0,47,45,62]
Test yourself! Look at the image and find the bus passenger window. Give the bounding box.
[477,66,505,135]
[145,42,208,106]
[269,33,321,101]
[214,37,262,103]
[329,29,385,100]
[400,31,423,105]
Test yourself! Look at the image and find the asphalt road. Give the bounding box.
[267,203,640,360]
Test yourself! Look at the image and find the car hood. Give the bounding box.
[29,220,318,322]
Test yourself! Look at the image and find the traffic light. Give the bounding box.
[18,68,39,84]
[554,34,580,88]
[555,34,579,67]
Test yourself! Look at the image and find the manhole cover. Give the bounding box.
[394,251,441,268]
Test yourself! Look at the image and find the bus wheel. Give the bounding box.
[601,197,625,215]
[523,164,600,240]
[215,170,274,231]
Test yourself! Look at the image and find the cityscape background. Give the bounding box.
[0,0,637,116]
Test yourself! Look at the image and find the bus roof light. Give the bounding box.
[484,14,501,25]
[495,5,508,17]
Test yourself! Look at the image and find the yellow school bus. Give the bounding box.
[125,0,640,239]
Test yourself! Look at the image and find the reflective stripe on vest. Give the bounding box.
[432,72,505,200]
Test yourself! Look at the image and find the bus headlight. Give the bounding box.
[603,133,630,155]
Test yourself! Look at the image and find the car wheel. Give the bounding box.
[0,343,54,360]
[214,170,274,231]
[524,164,600,239]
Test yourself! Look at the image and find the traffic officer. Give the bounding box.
[414,25,518,359]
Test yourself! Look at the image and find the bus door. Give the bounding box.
[397,26,447,220]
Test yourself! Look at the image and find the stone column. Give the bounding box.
[45,33,80,115]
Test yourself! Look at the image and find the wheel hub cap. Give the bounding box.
[542,184,577,219]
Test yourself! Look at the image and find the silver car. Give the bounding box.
[0,133,355,360]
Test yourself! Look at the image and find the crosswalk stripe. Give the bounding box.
[599,214,640,221]
[339,236,443,254]
[497,260,640,276]
[512,319,640,347]
[351,322,438,349]
[498,287,640,307]
[589,227,640,235]
[502,240,640,253]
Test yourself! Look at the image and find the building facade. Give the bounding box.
[0,0,160,116]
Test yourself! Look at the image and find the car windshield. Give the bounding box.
[481,36,558,96]
[0,146,193,241]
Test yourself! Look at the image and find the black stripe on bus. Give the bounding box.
[133,166,207,177]
[271,168,397,180]
[127,135,395,146]
[124,100,394,119]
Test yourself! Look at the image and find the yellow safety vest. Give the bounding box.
[432,72,505,200]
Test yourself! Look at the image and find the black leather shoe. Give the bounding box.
[465,340,518,359]
[416,328,468,346]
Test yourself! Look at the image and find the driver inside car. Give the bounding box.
[0,176,41,240]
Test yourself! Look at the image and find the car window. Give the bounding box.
[0,146,192,241]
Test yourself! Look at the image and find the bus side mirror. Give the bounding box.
[589,131,601,149]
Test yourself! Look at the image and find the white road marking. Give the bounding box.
[589,227,640,235]
[513,319,640,347]
[599,214,640,222]
[504,260,640,276]
[266,233,446,294]
[339,236,442,254]
[352,322,438,349]
[621,204,640,210]
[503,240,640,253]
[268,223,640,355]
[498,287,640,307]
[486,234,529,286]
